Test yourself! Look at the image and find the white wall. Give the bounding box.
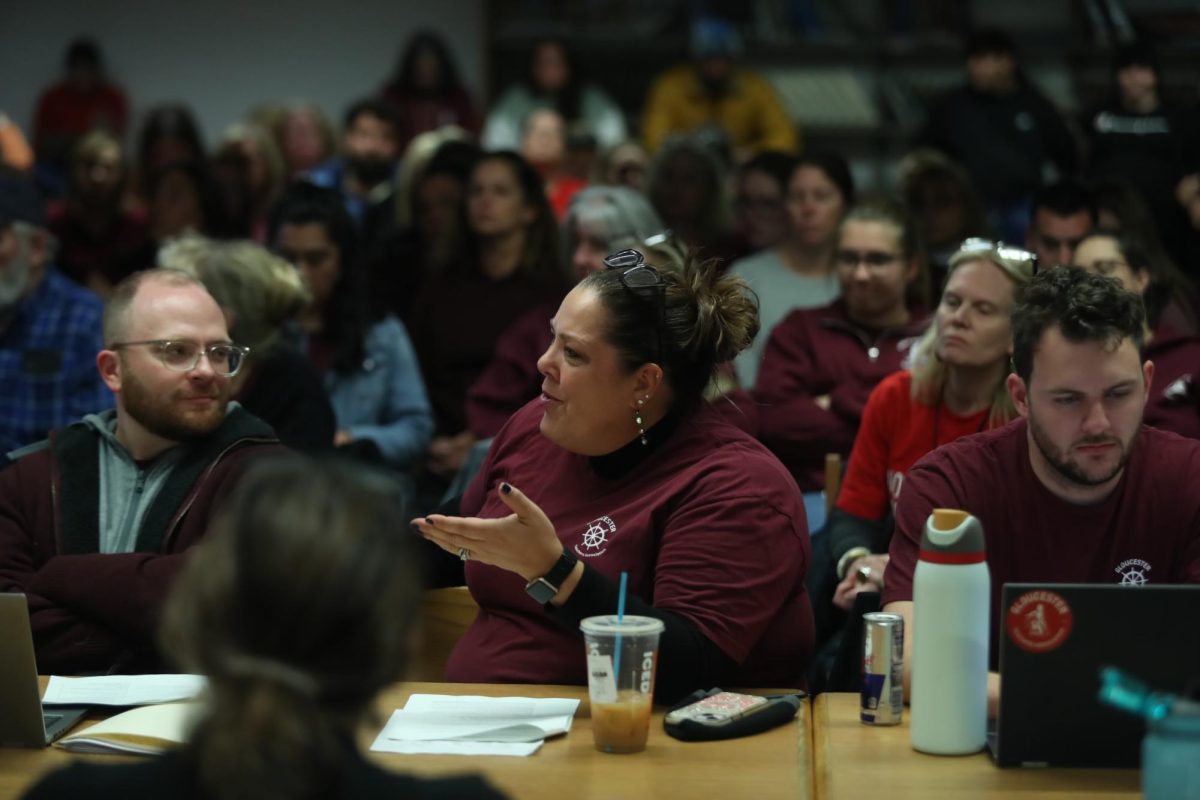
[3,0,485,149]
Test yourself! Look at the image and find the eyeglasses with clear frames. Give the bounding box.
[603,248,668,364]
[109,340,250,377]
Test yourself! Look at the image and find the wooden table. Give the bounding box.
[0,681,812,800]
[812,693,1142,799]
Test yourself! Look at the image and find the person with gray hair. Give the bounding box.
[466,186,666,440]
[1,171,110,457]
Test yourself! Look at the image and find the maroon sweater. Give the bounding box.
[0,409,279,673]
[1144,323,1200,440]
[754,300,929,490]
[465,300,557,439]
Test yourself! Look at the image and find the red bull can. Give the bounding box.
[861,612,904,725]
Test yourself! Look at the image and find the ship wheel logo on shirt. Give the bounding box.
[1115,558,1152,586]
[1006,590,1073,654]
[574,516,616,558]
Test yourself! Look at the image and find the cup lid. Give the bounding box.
[580,615,665,636]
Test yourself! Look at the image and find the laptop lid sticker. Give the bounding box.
[1006,590,1073,654]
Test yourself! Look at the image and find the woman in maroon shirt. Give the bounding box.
[413,252,813,699]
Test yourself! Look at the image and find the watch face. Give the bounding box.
[526,578,558,604]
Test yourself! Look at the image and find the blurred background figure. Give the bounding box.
[642,16,799,160]
[47,130,149,297]
[520,108,586,219]
[33,38,128,186]
[213,121,285,242]
[484,38,627,157]
[646,135,737,268]
[1083,40,1200,272]
[916,28,1077,244]
[897,148,991,286]
[1,112,35,172]
[272,101,338,179]
[23,457,506,799]
[732,150,799,259]
[1071,229,1200,439]
[160,235,337,452]
[1023,179,1094,268]
[133,104,207,207]
[729,153,854,387]
[270,182,433,473]
[591,140,649,193]
[466,185,666,442]
[380,29,480,152]
[406,152,567,490]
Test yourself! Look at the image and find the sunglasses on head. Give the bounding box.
[603,249,667,363]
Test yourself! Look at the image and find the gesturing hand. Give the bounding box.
[412,482,564,582]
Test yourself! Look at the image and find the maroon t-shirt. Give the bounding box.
[449,400,814,688]
[884,419,1200,667]
[1144,324,1200,440]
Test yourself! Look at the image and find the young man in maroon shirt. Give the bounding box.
[882,267,1200,716]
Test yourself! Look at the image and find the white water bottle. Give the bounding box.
[910,508,990,755]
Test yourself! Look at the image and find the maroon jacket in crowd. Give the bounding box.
[754,300,929,491]
[1145,322,1200,441]
[0,407,279,674]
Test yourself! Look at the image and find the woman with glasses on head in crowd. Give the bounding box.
[270,182,434,471]
[23,457,506,800]
[1072,228,1200,439]
[755,200,930,507]
[729,153,855,388]
[408,151,570,486]
[465,186,666,441]
[819,239,1034,636]
[413,252,814,700]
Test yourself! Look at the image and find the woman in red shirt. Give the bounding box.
[824,238,1035,617]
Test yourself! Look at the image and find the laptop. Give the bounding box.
[0,593,88,747]
[989,583,1200,768]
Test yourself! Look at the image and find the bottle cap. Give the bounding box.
[919,508,986,562]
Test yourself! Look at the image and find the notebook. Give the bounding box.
[989,583,1200,768]
[0,593,87,747]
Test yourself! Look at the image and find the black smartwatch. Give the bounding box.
[525,549,579,604]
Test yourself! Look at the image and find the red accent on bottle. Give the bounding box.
[918,549,986,565]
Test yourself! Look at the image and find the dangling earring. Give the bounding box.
[635,398,647,446]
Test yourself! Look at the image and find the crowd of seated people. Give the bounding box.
[4,19,1200,794]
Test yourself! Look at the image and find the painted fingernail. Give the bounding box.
[410,521,422,532]
[501,482,512,495]
[424,517,433,525]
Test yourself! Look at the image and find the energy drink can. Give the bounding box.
[861,612,904,725]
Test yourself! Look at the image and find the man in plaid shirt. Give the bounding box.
[1,173,110,459]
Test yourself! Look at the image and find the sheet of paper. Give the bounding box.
[43,674,207,706]
[368,694,580,758]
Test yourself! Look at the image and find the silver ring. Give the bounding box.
[458,547,470,561]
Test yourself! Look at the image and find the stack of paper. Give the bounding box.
[370,694,580,757]
[43,674,207,706]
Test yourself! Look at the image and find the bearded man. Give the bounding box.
[0,267,279,673]
[881,266,1200,716]
[0,173,110,455]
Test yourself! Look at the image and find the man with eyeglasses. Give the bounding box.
[0,172,111,457]
[0,268,279,673]
[881,267,1200,716]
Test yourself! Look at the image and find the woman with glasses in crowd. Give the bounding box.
[755,200,930,503]
[821,238,1034,625]
[24,458,505,800]
[1072,228,1200,439]
[413,251,813,701]
[729,153,855,388]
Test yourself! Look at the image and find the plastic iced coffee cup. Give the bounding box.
[580,615,664,754]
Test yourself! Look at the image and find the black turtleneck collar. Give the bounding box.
[589,406,686,480]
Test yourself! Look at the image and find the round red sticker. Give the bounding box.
[1006,590,1074,653]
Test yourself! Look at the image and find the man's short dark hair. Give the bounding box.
[1030,180,1095,224]
[965,28,1015,59]
[342,97,401,136]
[1011,266,1145,383]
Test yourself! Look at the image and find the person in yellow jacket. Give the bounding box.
[642,17,800,160]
